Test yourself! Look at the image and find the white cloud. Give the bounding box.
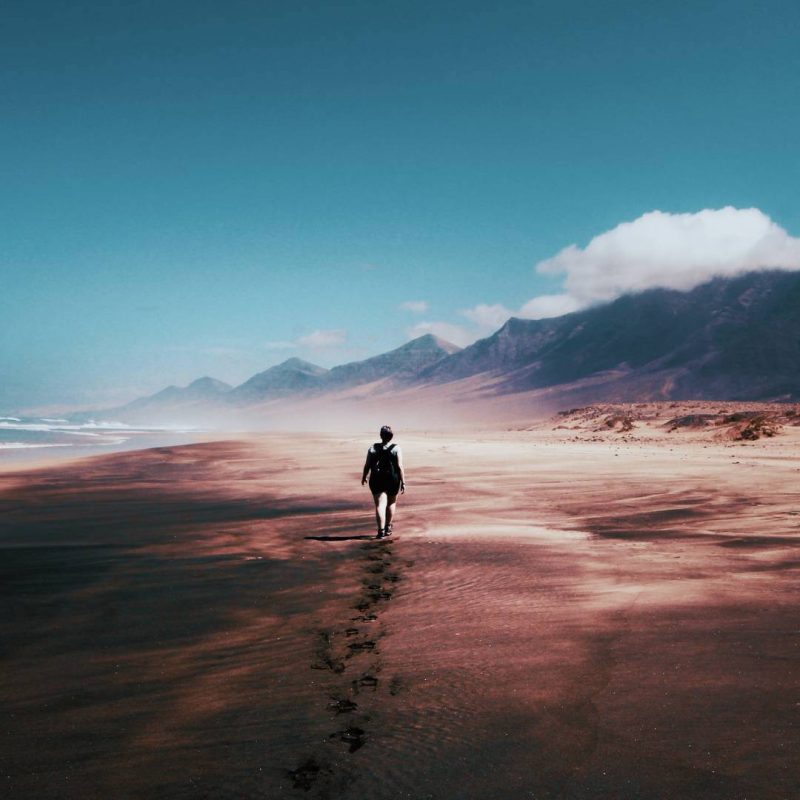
[263,340,295,351]
[460,303,513,331]
[297,329,347,349]
[409,304,514,347]
[407,207,800,344]
[406,321,476,347]
[526,207,800,314]
[399,300,429,314]
[518,293,582,320]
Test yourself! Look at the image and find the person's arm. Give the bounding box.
[397,448,406,493]
[361,450,372,485]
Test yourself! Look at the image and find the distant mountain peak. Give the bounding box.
[274,357,328,373]
[402,333,462,354]
[322,334,461,390]
[227,357,328,402]
[187,376,232,392]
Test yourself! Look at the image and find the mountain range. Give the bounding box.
[82,270,800,424]
[420,269,800,402]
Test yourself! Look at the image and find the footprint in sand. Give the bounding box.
[346,639,377,656]
[351,612,377,622]
[371,588,393,603]
[292,525,412,786]
[311,631,345,674]
[352,672,379,692]
[328,697,358,714]
[354,586,393,611]
[330,726,367,753]
[287,757,332,790]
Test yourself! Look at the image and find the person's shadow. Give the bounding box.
[304,534,375,541]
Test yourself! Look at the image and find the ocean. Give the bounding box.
[0,416,206,466]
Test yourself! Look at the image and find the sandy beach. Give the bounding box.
[1,416,799,799]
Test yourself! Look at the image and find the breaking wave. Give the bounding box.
[0,417,200,461]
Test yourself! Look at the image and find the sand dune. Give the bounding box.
[1,418,799,798]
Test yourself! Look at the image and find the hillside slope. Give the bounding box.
[420,271,800,401]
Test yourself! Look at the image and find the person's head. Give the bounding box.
[379,425,393,443]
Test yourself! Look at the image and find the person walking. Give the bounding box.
[361,425,405,538]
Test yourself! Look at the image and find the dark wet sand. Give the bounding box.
[1,432,798,799]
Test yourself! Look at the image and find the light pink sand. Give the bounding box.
[1,424,798,798]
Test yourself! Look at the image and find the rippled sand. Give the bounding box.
[1,429,798,798]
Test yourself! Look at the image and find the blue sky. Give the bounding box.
[2,0,800,410]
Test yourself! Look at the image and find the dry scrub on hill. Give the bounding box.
[548,401,800,442]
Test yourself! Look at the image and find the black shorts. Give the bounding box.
[369,475,401,496]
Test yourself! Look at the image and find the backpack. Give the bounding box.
[372,443,399,483]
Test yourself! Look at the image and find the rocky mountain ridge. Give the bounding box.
[420,269,800,402]
[78,271,800,424]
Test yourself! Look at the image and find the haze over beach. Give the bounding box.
[2,2,800,798]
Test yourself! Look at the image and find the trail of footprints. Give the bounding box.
[288,537,414,794]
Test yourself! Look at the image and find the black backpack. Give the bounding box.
[372,443,399,482]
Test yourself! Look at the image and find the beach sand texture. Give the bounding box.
[1,424,799,799]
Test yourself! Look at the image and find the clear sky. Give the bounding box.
[2,0,800,411]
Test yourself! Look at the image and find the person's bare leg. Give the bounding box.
[385,494,398,532]
[373,493,387,534]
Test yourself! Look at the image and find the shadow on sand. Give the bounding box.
[304,535,375,542]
